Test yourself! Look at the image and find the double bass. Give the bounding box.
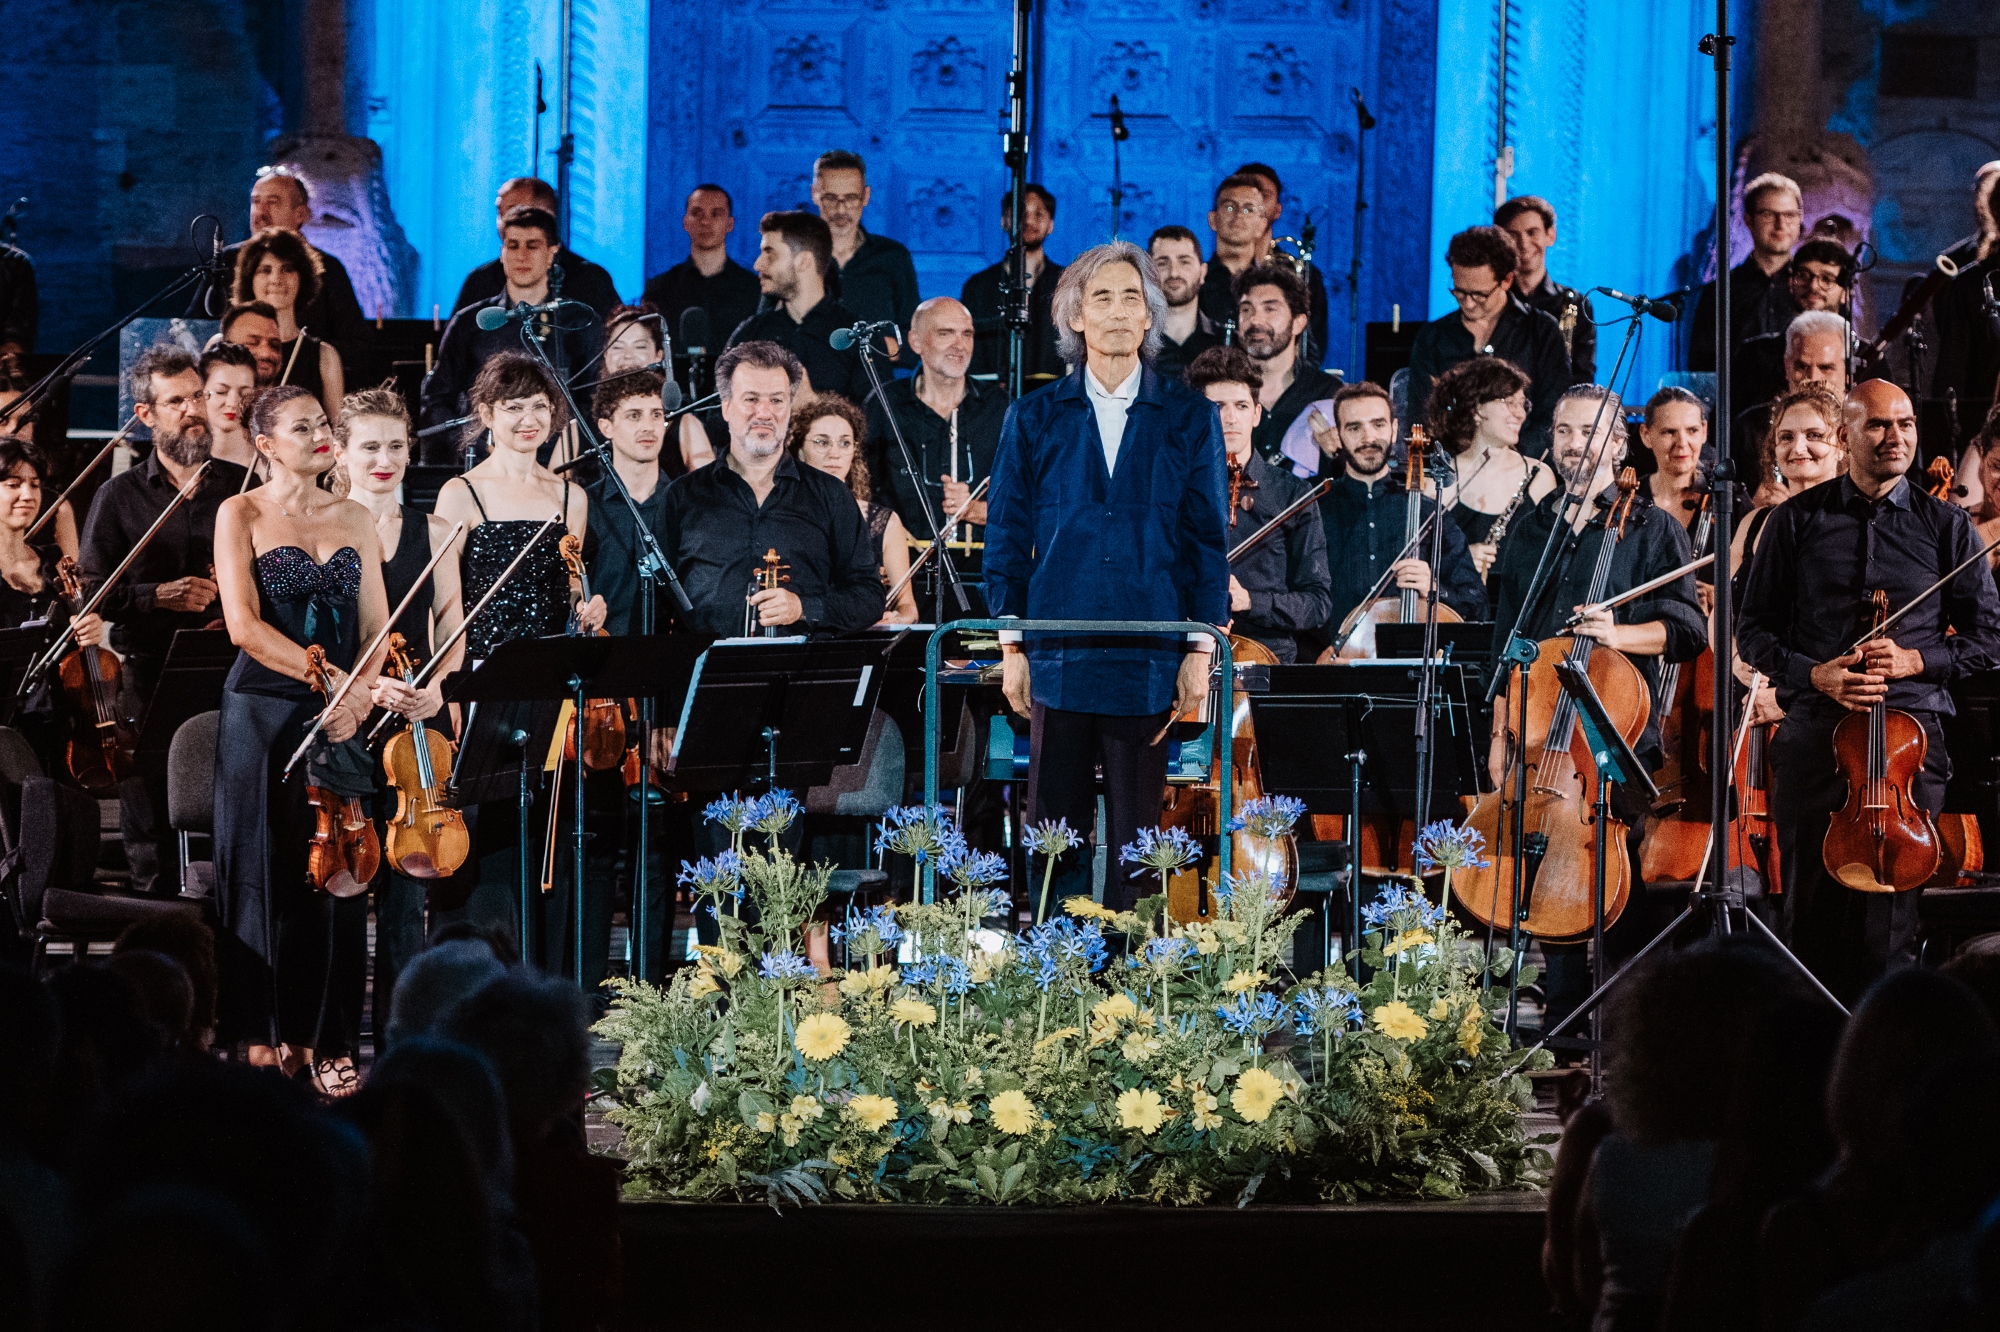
[1330,427,1464,659]
[1823,590,1941,892]
[378,633,470,880]
[51,557,138,793]
[1458,470,1649,941]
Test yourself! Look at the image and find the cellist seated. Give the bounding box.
[1183,348,1331,663]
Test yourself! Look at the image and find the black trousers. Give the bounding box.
[115,651,174,894]
[541,768,678,999]
[1771,710,1944,1004]
[1026,703,1172,914]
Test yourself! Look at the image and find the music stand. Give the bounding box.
[1375,621,1495,667]
[0,625,53,727]
[669,638,885,792]
[136,629,236,759]
[1249,662,1483,977]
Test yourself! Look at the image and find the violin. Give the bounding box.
[1330,428,1464,659]
[51,557,139,793]
[1731,680,1782,893]
[1823,590,1941,892]
[1159,635,1297,924]
[378,633,470,880]
[1920,459,1985,885]
[301,644,380,897]
[1641,487,1716,882]
[747,547,790,638]
[556,533,626,772]
[1459,469,1649,942]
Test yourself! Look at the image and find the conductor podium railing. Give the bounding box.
[921,619,1234,904]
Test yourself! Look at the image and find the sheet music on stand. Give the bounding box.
[670,637,887,791]
[1249,662,1484,815]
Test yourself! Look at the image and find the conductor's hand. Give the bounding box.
[748,587,803,629]
[942,476,988,527]
[1858,636,1924,681]
[154,576,218,614]
[1001,650,1031,719]
[1173,648,1213,723]
[1810,649,1886,712]
[1391,559,1433,593]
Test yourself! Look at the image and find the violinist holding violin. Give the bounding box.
[1183,346,1330,663]
[0,436,109,759]
[1738,380,2000,1002]
[211,384,429,1094]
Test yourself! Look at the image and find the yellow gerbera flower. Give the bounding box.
[1372,1000,1428,1041]
[989,1088,1038,1135]
[1231,1066,1284,1123]
[1385,928,1434,957]
[1115,1087,1168,1135]
[1092,993,1139,1023]
[1222,969,1269,994]
[889,997,938,1027]
[846,1093,899,1132]
[794,1012,852,1061]
[1430,996,1452,1022]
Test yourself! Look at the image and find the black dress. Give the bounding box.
[381,505,436,653]
[0,544,63,629]
[278,332,331,406]
[213,544,364,1052]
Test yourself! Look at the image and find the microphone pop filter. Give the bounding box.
[475,305,511,331]
[661,376,684,415]
[829,327,856,352]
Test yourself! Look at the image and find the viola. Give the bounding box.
[1918,458,1985,884]
[1823,589,1941,892]
[1159,635,1297,924]
[378,633,470,880]
[1641,487,1716,883]
[302,644,380,897]
[747,547,790,638]
[1459,469,1650,943]
[1331,427,1464,659]
[556,533,626,772]
[51,557,138,793]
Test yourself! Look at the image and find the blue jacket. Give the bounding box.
[984,364,1230,715]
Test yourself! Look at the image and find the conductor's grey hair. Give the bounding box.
[1051,240,1168,366]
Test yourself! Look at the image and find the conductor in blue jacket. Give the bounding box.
[985,240,1231,912]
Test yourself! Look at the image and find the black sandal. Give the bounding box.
[311,1057,361,1099]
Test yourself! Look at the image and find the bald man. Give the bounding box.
[1740,380,2000,1001]
[864,296,1007,553]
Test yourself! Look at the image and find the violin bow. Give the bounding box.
[1326,514,1439,656]
[1226,478,1332,562]
[1561,553,1715,627]
[883,476,991,608]
[1841,528,2000,653]
[364,511,566,741]
[27,412,138,541]
[22,461,211,692]
[281,521,468,779]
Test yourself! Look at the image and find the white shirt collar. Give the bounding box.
[1085,363,1142,403]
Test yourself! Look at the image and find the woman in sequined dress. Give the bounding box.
[212,384,429,1094]
[431,353,604,952]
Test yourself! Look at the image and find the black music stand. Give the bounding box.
[669,639,884,793]
[443,634,703,976]
[1249,663,1483,977]
[135,629,235,759]
[0,625,53,726]
[1375,621,1495,667]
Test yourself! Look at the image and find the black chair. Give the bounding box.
[168,711,220,903]
[806,710,899,962]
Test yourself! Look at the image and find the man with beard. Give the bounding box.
[1307,380,1486,659]
[1224,164,1331,361]
[1740,380,2000,1001]
[723,212,872,405]
[81,347,252,894]
[1731,310,1849,495]
[1148,225,1222,384]
[219,302,284,384]
[1485,384,1705,1040]
[811,151,920,360]
[661,340,883,639]
[963,184,1066,383]
[1236,263,1342,465]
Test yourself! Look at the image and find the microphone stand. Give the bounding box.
[1000,0,1034,399]
[852,337,970,623]
[517,323,695,987]
[1411,442,1451,829]
[1348,88,1376,380]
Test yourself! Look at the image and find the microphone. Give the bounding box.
[661,374,683,415]
[680,307,711,359]
[829,320,899,351]
[475,304,519,331]
[1593,286,1680,323]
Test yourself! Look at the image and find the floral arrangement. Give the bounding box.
[594,798,1552,1207]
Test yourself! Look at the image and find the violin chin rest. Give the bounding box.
[1830,862,1902,894]
[323,870,370,899]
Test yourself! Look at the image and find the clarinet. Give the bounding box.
[1484,472,1534,550]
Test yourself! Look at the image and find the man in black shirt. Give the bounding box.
[1226,163,1331,362]
[1236,263,1342,466]
[82,348,251,894]
[1731,310,1848,494]
[452,177,621,318]
[1739,380,2000,1001]
[209,167,368,359]
[863,297,1006,548]
[640,184,761,385]
[812,151,921,353]
[662,341,883,638]
[724,212,873,405]
[1732,238,1846,421]
[1496,195,1596,385]
[1308,381,1486,658]
[1406,225,1573,455]
[420,206,604,448]
[1148,226,1222,384]
[1689,172,1802,372]
[1185,347,1330,662]
[963,184,1066,383]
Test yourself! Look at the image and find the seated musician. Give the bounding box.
[1307,379,1487,659]
[787,393,918,624]
[661,340,885,638]
[1738,380,2000,1002]
[1182,346,1329,662]
[1486,384,1706,1038]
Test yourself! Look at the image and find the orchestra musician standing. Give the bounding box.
[1427,357,1559,579]
[1738,380,2000,1002]
[985,241,1229,913]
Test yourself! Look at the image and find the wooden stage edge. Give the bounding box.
[617,1190,1553,1330]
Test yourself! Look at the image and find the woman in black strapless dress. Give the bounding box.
[431,352,602,957]
[212,384,426,1094]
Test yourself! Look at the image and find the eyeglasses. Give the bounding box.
[1451,284,1503,303]
[806,435,854,450]
[152,392,204,414]
[1216,201,1266,218]
[1750,208,1802,224]
[816,192,866,209]
[1793,268,1846,291]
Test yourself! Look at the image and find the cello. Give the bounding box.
[51,557,139,793]
[1823,590,1941,892]
[1458,469,1650,942]
[301,644,381,897]
[378,633,471,880]
[1330,427,1464,659]
[1641,486,1716,882]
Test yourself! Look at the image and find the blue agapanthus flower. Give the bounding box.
[749,789,802,837]
[939,954,974,997]
[1227,793,1307,840]
[758,949,816,981]
[875,804,957,863]
[1143,936,1191,969]
[1022,917,1108,978]
[1412,819,1492,875]
[1024,817,1084,860]
[840,903,903,950]
[1215,990,1286,1036]
[1291,987,1360,1038]
[1360,882,1444,929]
[1217,866,1284,914]
[902,959,938,987]
[944,848,1009,892]
[1119,825,1202,873]
[702,793,755,834]
[676,852,744,899]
